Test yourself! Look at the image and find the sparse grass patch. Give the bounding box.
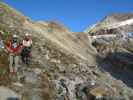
[0,51,10,85]
[41,73,55,100]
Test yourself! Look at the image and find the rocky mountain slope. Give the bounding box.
[0,2,133,100]
[85,13,133,66]
[86,13,133,96]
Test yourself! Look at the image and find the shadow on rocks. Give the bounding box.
[7,97,19,100]
[96,52,133,88]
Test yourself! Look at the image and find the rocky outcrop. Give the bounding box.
[86,13,133,97]
[86,13,133,69]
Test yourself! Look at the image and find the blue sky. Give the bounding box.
[2,0,133,32]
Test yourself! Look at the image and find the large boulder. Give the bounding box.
[0,86,20,100]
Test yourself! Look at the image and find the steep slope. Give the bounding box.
[0,2,133,100]
[0,2,96,66]
[85,13,133,65]
[86,13,133,91]
[0,2,98,100]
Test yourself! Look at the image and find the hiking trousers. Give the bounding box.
[21,47,31,65]
[9,53,19,72]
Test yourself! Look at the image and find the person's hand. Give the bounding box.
[6,47,13,53]
[17,50,21,54]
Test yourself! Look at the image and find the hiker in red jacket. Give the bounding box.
[6,34,22,73]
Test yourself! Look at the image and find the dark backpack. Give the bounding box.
[11,38,18,49]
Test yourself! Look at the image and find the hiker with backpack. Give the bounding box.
[6,34,22,73]
[21,33,32,65]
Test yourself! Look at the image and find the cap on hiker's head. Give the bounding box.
[13,34,18,38]
[25,33,30,37]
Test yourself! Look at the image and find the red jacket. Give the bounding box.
[6,40,21,54]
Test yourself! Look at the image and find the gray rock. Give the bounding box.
[29,89,44,100]
[32,68,42,75]
[24,71,40,85]
[0,86,20,100]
